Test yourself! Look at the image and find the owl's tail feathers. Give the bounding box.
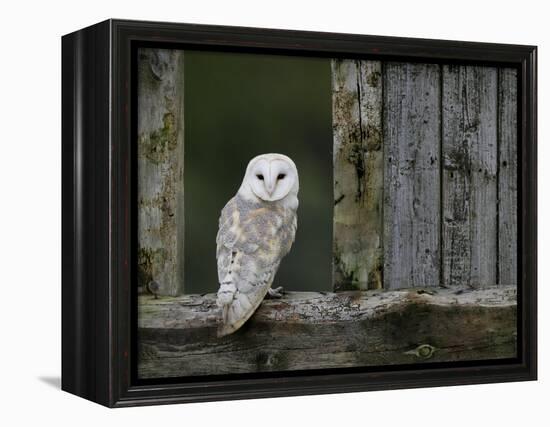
[216,275,236,325]
[217,275,236,303]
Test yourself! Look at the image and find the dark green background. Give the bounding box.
[184,50,333,293]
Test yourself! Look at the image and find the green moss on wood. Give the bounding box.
[139,112,178,165]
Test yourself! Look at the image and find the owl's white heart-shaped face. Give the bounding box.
[242,154,299,202]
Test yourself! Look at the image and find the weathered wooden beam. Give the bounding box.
[498,68,518,287]
[442,65,498,288]
[137,48,185,296]
[138,287,516,378]
[332,59,383,291]
[383,62,441,289]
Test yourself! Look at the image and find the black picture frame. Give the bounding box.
[62,19,537,407]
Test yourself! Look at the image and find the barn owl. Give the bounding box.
[216,153,299,337]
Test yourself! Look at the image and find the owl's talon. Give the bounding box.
[267,286,285,299]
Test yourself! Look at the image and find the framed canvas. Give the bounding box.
[61,19,537,407]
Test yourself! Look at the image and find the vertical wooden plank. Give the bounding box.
[498,68,518,286]
[442,65,498,288]
[383,62,441,289]
[137,48,185,296]
[332,59,383,290]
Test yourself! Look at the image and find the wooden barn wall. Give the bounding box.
[332,60,517,291]
[136,54,517,295]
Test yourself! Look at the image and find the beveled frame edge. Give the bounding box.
[62,20,112,406]
[62,18,537,408]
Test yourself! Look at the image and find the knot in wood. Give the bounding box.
[405,344,436,360]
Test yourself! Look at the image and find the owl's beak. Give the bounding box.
[265,179,275,196]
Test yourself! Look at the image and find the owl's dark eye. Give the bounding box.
[256,174,264,180]
[277,173,286,180]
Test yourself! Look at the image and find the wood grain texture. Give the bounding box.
[498,68,518,287]
[137,49,185,296]
[383,62,441,289]
[332,59,383,290]
[442,65,498,288]
[138,287,516,378]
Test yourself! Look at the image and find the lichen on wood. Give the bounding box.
[137,48,185,296]
[332,59,383,291]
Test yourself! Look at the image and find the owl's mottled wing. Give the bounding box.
[216,197,293,337]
